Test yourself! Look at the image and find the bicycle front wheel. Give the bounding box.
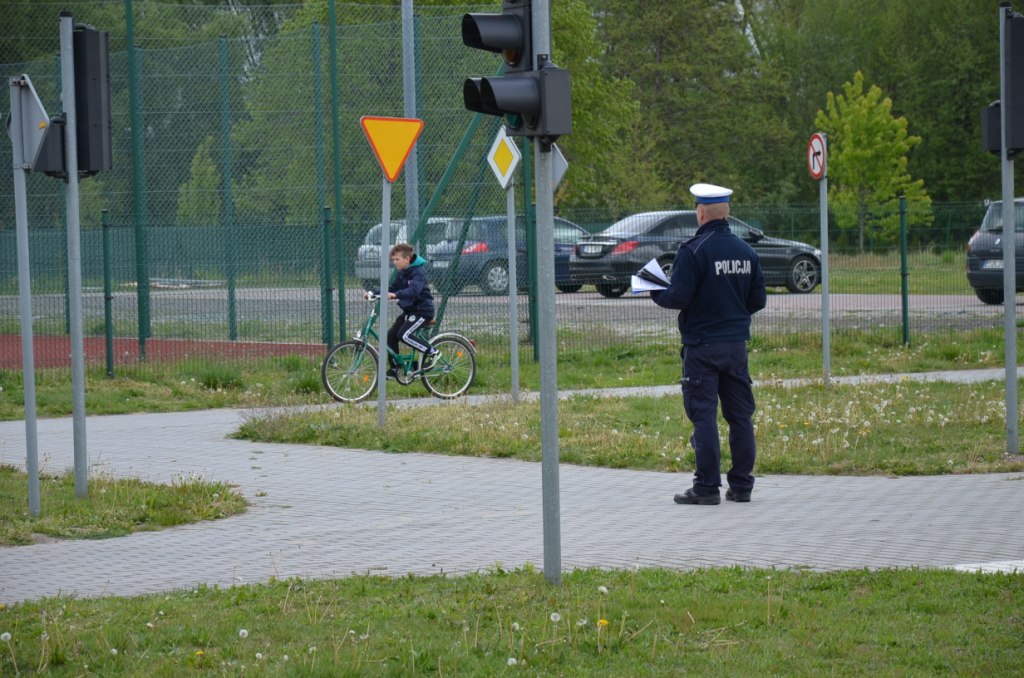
[322,340,379,403]
[420,335,476,399]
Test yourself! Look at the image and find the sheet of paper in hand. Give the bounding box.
[631,258,670,293]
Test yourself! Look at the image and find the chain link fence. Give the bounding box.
[0,1,1010,382]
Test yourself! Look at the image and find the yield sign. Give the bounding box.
[360,116,424,183]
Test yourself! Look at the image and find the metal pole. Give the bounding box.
[819,170,831,387]
[219,37,238,341]
[9,76,41,517]
[312,23,330,342]
[102,208,114,377]
[402,0,420,246]
[321,206,334,345]
[328,0,346,340]
[60,12,88,498]
[533,0,561,586]
[999,2,1019,454]
[899,195,910,346]
[377,177,391,428]
[124,0,150,358]
[506,184,520,401]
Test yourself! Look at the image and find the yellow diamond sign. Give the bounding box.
[487,126,522,190]
[360,116,424,183]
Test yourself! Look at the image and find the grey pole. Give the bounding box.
[506,182,520,401]
[377,177,391,428]
[401,0,420,239]
[9,76,41,517]
[999,2,1019,454]
[60,12,89,497]
[533,0,561,585]
[819,168,831,387]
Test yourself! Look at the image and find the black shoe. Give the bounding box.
[673,488,721,505]
[726,488,751,503]
[385,368,397,380]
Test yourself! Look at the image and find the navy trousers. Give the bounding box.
[681,341,757,494]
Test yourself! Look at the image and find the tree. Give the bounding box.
[176,136,222,226]
[814,71,932,252]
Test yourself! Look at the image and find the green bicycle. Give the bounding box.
[321,293,477,403]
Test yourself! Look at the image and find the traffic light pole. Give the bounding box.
[531,0,561,586]
[999,3,1019,455]
[59,12,89,498]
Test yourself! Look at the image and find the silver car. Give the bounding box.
[355,218,451,290]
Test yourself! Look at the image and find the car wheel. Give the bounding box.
[975,288,1004,305]
[556,282,582,293]
[596,282,628,298]
[785,256,820,293]
[480,260,510,295]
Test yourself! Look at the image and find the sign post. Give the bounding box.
[808,132,831,386]
[487,126,523,401]
[6,74,44,516]
[360,116,424,427]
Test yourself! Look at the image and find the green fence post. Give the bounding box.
[900,195,910,346]
[101,209,114,378]
[321,206,335,345]
[219,36,238,341]
[328,0,346,341]
[125,0,150,359]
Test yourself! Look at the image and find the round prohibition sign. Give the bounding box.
[807,132,827,181]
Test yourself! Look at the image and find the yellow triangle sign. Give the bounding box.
[360,116,424,183]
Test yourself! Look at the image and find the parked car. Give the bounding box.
[569,210,822,297]
[428,215,588,295]
[966,198,1024,305]
[355,218,451,290]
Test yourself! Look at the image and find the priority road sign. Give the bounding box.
[360,116,424,183]
[487,126,522,190]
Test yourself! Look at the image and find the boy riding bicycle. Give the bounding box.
[364,243,439,378]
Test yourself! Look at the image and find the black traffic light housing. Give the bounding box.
[33,21,112,180]
[462,0,572,144]
[982,9,1024,156]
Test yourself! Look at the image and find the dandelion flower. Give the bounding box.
[195,650,204,657]
[550,612,561,623]
[598,619,609,627]
[1,632,10,642]
[360,633,370,641]
[146,622,154,629]
[507,657,518,666]
[238,629,249,639]
[255,652,263,660]
[511,622,520,632]
[597,585,609,595]
[576,619,588,627]
[283,655,289,661]
[110,648,118,656]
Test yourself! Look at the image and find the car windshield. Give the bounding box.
[981,202,1024,232]
[442,220,490,242]
[365,221,408,245]
[601,213,677,237]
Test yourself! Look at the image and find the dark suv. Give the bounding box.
[428,216,587,295]
[966,199,1024,304]
[569,210,822,297]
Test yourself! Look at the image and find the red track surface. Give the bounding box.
[0,334,325,369]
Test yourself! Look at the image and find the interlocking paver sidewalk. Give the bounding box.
[1,368,1023,604]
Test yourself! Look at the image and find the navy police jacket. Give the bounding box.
[386,254,435,318]
[651,218,766,345]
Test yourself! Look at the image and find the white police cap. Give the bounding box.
[689,183,733,204]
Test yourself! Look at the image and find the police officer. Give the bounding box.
[650,183,767,505]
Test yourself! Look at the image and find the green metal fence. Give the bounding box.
[0,1,1014,380]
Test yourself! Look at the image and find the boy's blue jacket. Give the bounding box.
[650,219,766,345]
[387,254,435,317]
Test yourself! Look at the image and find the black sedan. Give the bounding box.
[569,210,822,297]
[429,215,588,295]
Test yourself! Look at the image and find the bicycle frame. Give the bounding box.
[353,298,436,378]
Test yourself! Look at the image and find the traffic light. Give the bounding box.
[462,0,572,143]
[982,9,1024,156]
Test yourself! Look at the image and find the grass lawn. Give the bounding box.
[0,567,1020,676]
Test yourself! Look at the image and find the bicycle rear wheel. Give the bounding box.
[420,335,476,399]
[322,340,379,403]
